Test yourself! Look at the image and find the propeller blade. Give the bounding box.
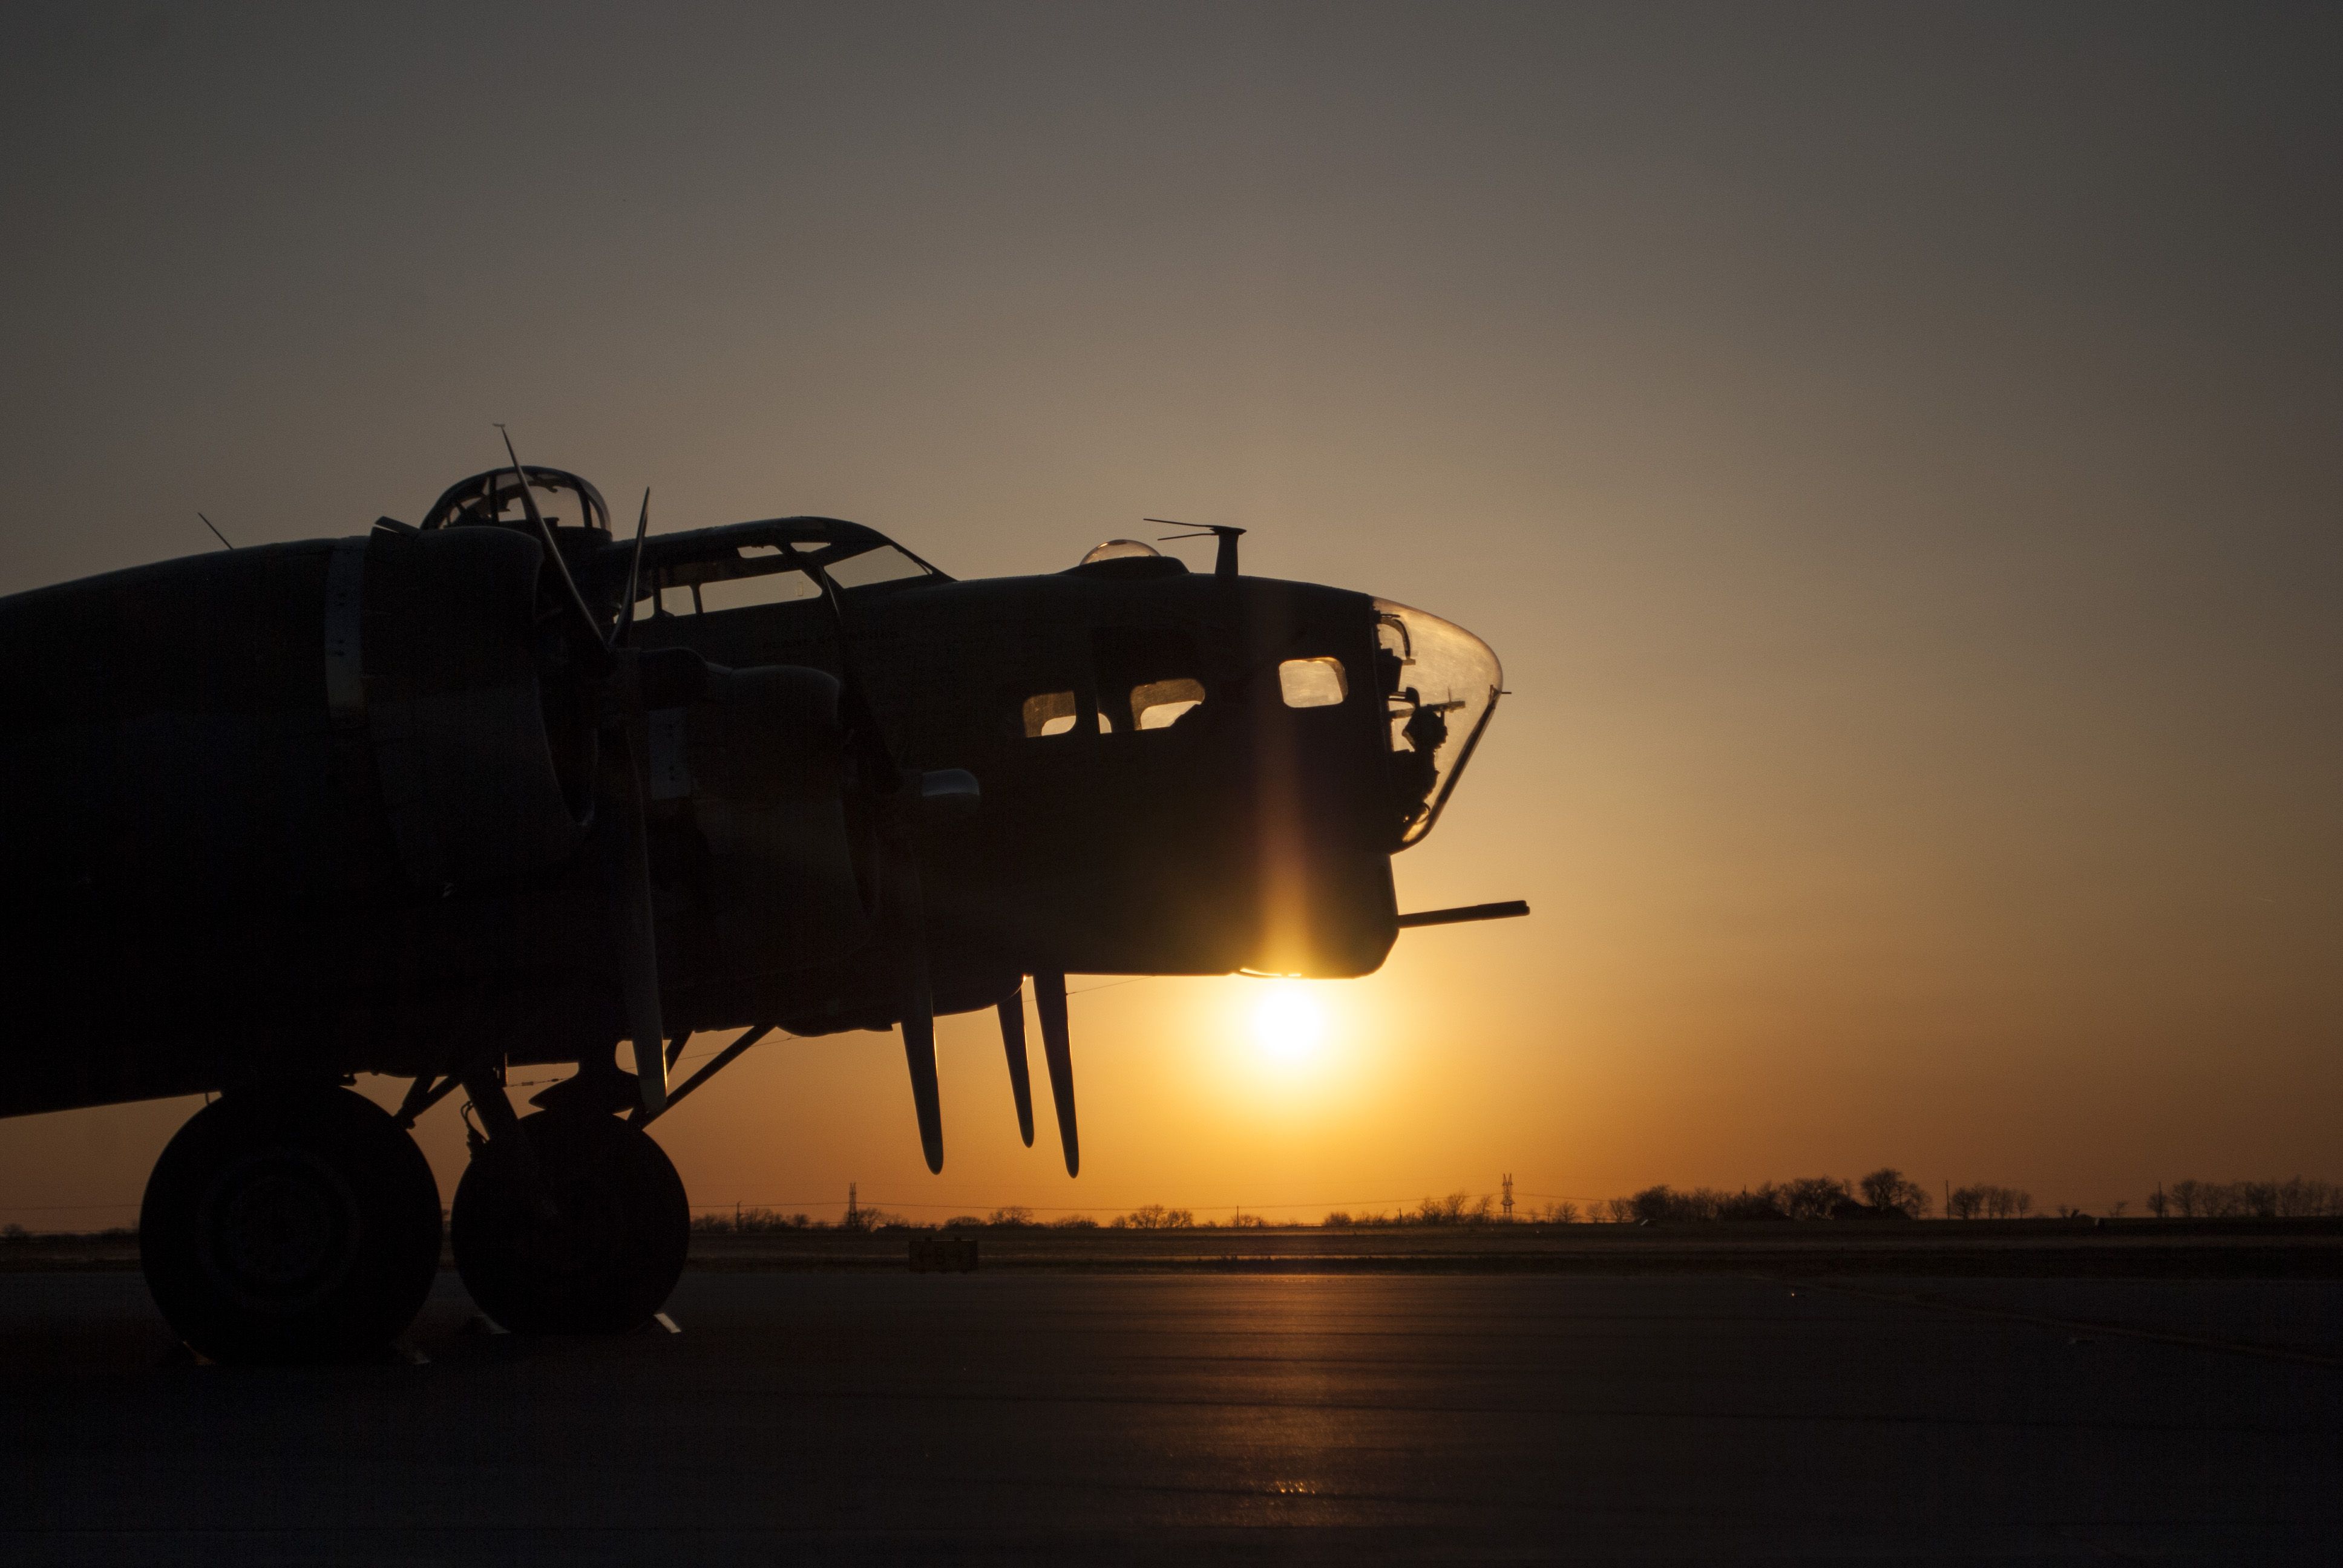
[903,1008,943,1174]
[606,725,667,1117]
[812,568,905,795]
[816,559,956,1175]
[997,987,1035,1148]
[1034,971,1078,1177]
[893,844,943,1173]
[610,488,651,649]
[496,426,610,667]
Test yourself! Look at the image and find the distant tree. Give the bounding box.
[986,1206,1035,1227]
[2146,1186,2170,1219]
[1719,1186,1787,1222]
[1627,1186,1750,1223]
[1780,1177,1850,1221]
[1050,1215,1099,1229]
[1628,1186,1678,1224]
[704,1205,816,1234]
[1539,1200,1581,1224]
[1858,1168,1932,1218]
[1417,1192,1474,1225]
[1602,1196,1638,1223]
[2153,1177,2343,1219]
[2106,1200,2128,1218]
[1896,1177,1930,1217]
[2279,1178,2343,1217]
[1321,1210,1354,1228]
[1946,1186,1986,1221]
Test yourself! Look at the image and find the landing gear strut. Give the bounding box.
[451,1106,689,1334]
[139,1086,443,1365]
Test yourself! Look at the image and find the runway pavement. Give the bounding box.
[1,1270,2336,1563]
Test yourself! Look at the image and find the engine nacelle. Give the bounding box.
[0,525,600,923]
[352,525,595,889]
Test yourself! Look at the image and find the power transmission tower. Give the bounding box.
[1501,1173,1514,1223]
[846,1181,859,1230]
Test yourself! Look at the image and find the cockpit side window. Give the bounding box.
[633,534,942,621]
[827,544,928,591]
[1092,627,1207,736]
[639,544,822,618]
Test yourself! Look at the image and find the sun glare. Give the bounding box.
[1251,982,1325,1067]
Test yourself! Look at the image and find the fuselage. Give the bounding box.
[0,506,1500,1118]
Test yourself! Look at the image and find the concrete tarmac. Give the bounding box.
[1,1270,2336,1564]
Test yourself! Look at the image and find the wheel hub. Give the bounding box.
[199,1151,361,1312]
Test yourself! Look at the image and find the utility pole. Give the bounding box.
[1501,1173,1514,1223]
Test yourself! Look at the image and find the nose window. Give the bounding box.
[1092,627,1207,736]
[1132,678,1205,729]
[1278,657,1349,709]
[1021,691,1078,738]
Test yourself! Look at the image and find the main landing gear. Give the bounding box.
[140,1086,443,1365]
[138,1080,690,1362]
[451,1108,689,1334]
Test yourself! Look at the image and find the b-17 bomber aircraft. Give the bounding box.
[0,443,1524,1362]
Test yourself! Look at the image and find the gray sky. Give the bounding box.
[2,3,2336,1223]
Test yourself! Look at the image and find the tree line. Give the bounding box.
[2146,1177,2343,1218]
[676,1171,2343,1236]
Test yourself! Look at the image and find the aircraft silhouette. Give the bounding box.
[0,443,1522,1361]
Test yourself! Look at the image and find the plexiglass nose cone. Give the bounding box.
[1372,599,1501,848]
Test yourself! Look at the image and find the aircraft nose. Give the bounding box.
[1371,599,1502,848]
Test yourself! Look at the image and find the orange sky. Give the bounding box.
[1,5,2336,1227]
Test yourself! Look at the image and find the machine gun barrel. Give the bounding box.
[1394,900,1530,929]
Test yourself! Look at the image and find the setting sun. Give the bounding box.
[1251,982,1326,1068]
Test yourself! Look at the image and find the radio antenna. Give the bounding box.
[1144,518,1245,579]
[196,512,234,551]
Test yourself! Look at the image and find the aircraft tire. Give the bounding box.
[450,1110,688,1334]
[139,1086,444,1365]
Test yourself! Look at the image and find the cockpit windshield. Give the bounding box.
[1373,599,1502,848]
